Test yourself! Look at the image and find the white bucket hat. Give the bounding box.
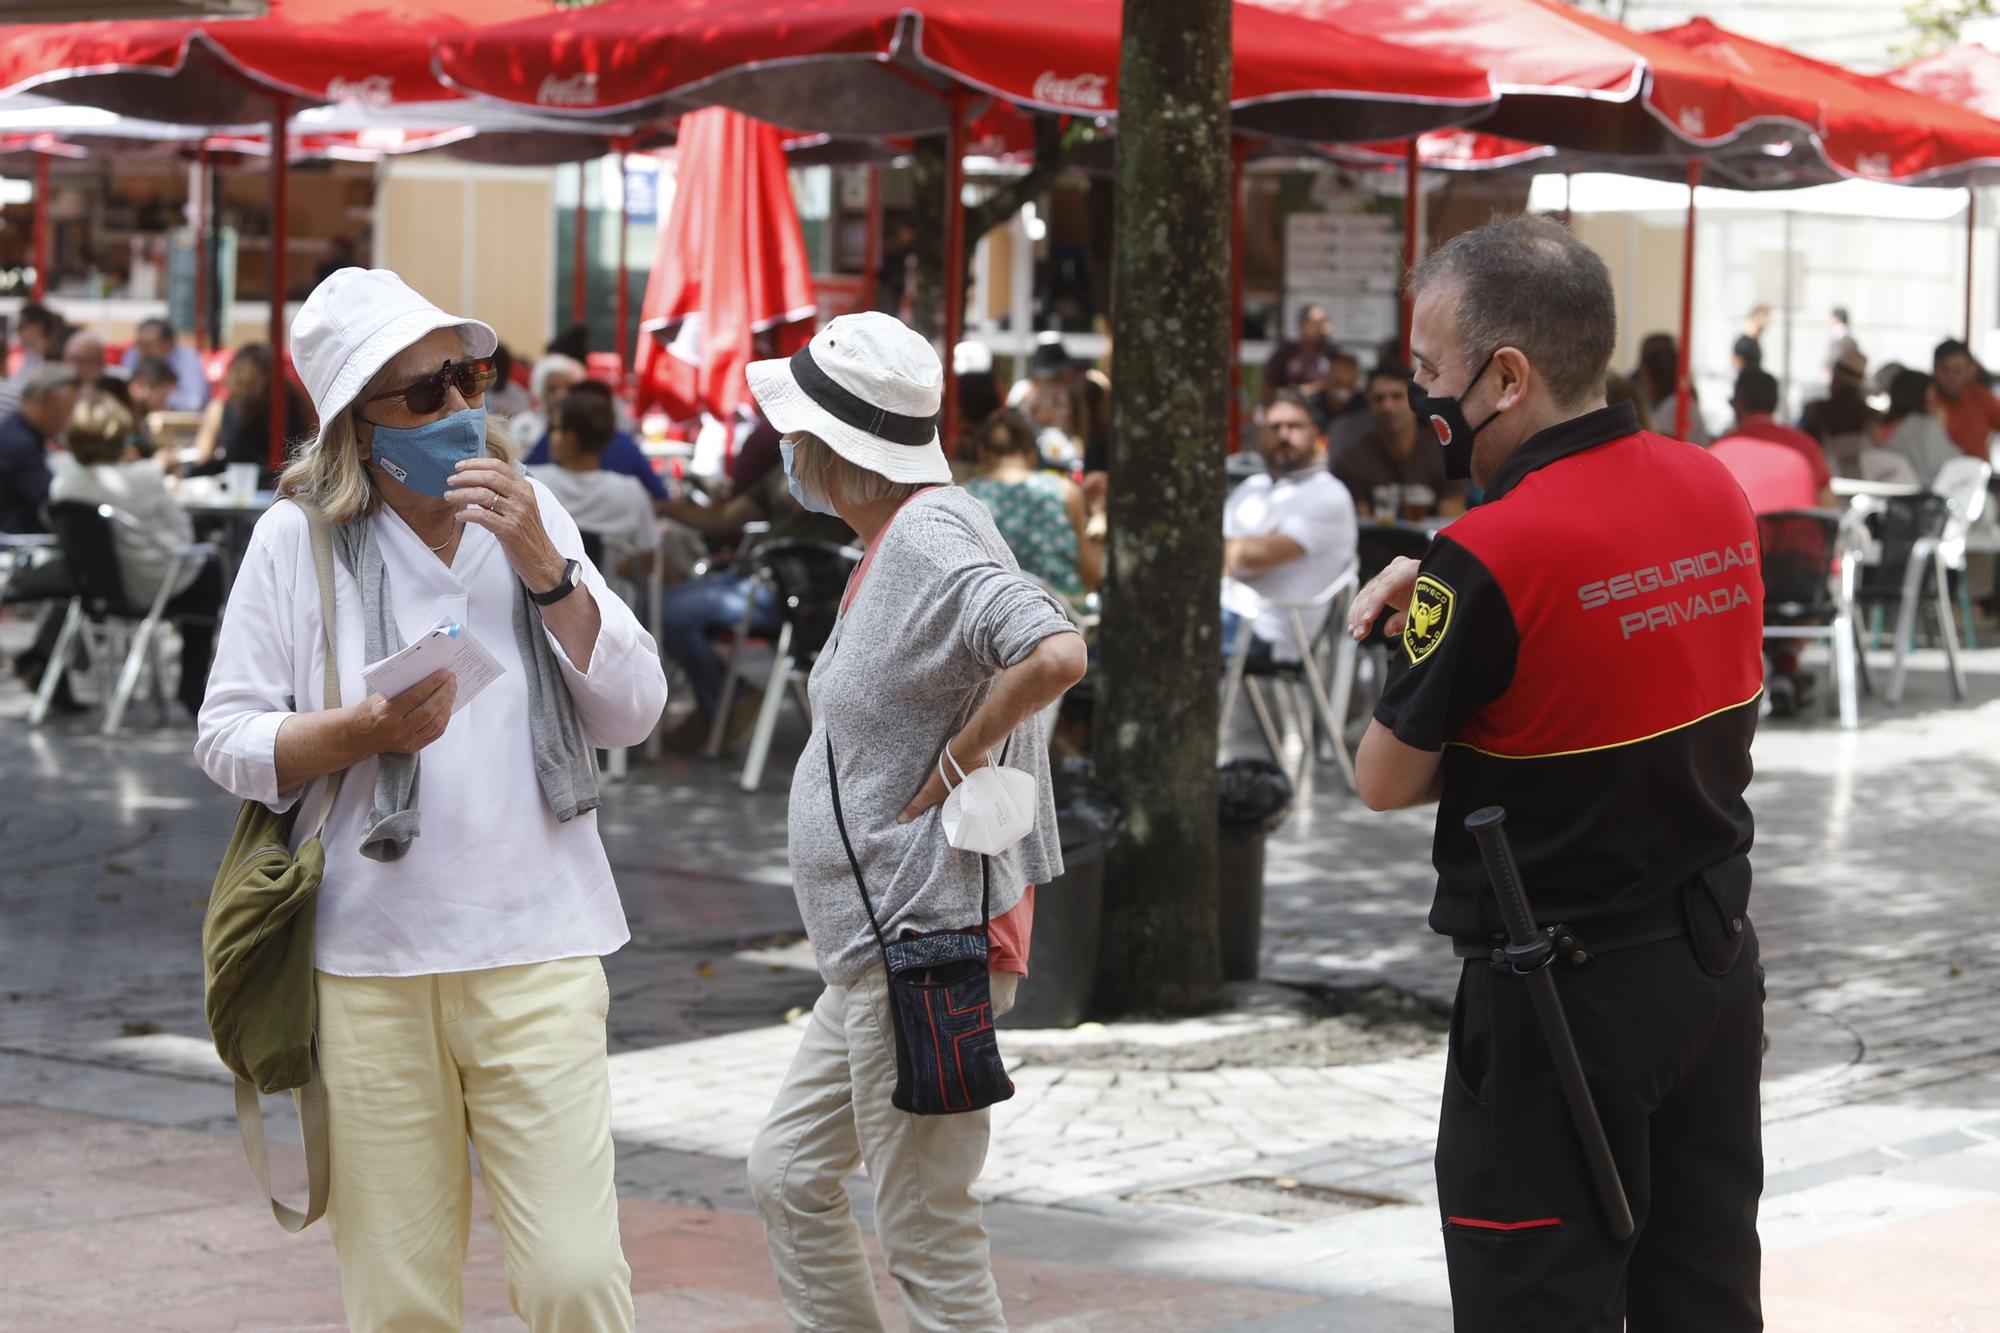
[745,311,950,485]
[289,267,498,453]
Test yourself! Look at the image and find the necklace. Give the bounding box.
[423,528,453,553]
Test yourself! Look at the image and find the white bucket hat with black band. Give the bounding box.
[745,311,951,485]
[290,267,498,455]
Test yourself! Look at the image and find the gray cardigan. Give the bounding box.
[788,486,1076,986]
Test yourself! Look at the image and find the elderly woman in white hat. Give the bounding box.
[743,312,1087,1331]
[195,268,665,1331]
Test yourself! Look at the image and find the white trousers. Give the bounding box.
[315,957,636,1332]
[748,965,1008,1332]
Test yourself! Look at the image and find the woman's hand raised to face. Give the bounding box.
[445,458,568,593]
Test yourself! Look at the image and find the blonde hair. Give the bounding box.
[65,390,136,465]
[787,431,925,510]
[278,388,517,524]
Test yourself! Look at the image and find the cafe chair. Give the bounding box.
[1852,492,1965,707]
[575,529,670,780]
[732,539,862,793]
[1757,508,1865,731]
[30,501,214,736]
[1218,566,1361,794]
[1930,456,1992,652]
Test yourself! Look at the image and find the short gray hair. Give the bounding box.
[1408,215,1616,410]
[17,363,77,403]
[531,353,584,405]
[787,432,923,511]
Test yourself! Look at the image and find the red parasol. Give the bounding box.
[1650,21,2000,186]
[434,0,1495,144]
[0,0,555,471]
[0,0,555,125]
[635,108,816,428]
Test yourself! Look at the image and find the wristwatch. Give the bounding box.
[529,558,583,606]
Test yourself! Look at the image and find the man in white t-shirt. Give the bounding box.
[525,391,659,578]
[1221,389,1358,663]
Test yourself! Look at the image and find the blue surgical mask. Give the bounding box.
[366,406,487,497]
[780,438,840,516]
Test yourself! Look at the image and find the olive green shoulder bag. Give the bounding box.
[200,496,345,1232]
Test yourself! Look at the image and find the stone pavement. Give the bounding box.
[3,622,2000,1329]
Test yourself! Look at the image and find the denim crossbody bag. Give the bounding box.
[825,733,1016,1116]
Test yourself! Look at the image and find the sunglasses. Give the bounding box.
[364,357,498,416]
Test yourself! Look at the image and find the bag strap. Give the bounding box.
[298,497,344,839]
[230,495,343,1233]
[232,1050,330,1232]
[825,731,895,968]
[823,729,1006,958]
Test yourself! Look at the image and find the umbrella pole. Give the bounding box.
[942,93,971,457]
[1966,187,1977,343]
[1401,138,1420,364]
[1229,137,1247,453]
[574,162,590,331]
[1676,159,1699,443]
[194,144,209,353]
[616,145,630,390]
[270,95,291,475]
[31,152,50,302]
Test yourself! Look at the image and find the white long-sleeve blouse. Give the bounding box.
[195,480,668,977]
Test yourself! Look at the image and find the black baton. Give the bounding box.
[1464,806,1636,1241]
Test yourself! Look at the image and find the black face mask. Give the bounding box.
[1407,353,1500,481]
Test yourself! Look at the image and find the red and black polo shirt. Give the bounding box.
[1375,402,1763,940]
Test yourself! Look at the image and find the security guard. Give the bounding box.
[1350,216,1764,1332]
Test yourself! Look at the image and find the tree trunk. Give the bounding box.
[1091,0,1232,1015]
[909,137,948,342]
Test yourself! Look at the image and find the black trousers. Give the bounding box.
[1436,928,1764,1333]
[4,556,76,670]
[165,559,224,712]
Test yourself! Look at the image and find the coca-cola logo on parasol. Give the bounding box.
[1855,153,1891,177]
[326,75,393,109]
[1033,71,1109,110]
[539,72,600,108]
[1677,106,1707,136]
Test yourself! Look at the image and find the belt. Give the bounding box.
[1451,919,1686,965]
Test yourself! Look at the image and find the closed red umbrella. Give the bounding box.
[636,108,816,429]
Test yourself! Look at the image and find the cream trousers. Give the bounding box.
[748,965,1009,1332]
[315,956,635,1332]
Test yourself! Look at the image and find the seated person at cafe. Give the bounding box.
[1636,331,1713,444]
[1725,369,1832,502]
[1,364,84,709]
[1931,338,2000,459]
[119,317,209,412]
[1881,368,1964,489]
[185,344,311,490]
[1330,363,1467,518]
[1800,349,1868,445]
[1305,350,1364,435]
[521,378,671,508]
[525,391,661,580]
[49,391,222,716]
[655,437,855,751]
[963,409,1100,601]
[1221,389,1357,667]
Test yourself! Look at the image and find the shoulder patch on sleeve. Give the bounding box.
[1403,573,1455,665]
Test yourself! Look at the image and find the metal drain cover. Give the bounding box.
[1129,1175,1402,1223]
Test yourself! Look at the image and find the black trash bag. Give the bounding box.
[1217,757,1294,834]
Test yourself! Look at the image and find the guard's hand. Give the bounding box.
[1348,556,1424,640]
[351,669,456,756]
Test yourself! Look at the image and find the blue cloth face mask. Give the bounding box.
[780,438,841,516]
[366,406,488,498]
